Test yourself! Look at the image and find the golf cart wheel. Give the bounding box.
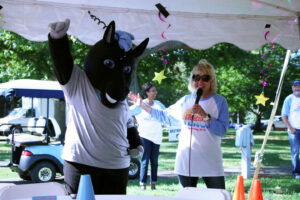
[18,171,31,181]
[11,126,22,134]
[30,161,56,183]
[129,158,140,179]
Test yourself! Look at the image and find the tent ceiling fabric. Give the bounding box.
[0,0,299,50]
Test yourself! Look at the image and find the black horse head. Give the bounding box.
[83,21,149,108]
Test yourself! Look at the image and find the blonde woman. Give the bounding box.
[129,60,229,189]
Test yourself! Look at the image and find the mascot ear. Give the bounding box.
[132,38,149,58]
[103,21,116,44]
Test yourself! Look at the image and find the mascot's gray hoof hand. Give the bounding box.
[49,19,70,39]
[129,145,144,157]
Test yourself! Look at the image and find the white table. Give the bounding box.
[18,195,191,200]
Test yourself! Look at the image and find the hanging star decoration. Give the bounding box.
[254,24,273,106]
[153,70,167,84]
[153,3,171,84]
[255,92,269,106]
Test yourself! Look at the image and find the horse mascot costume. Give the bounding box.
[48,18,148,195]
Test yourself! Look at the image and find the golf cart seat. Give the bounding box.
[7,117,62,146]
[27,117,61,140]
[7,133,44,146]
[27,117,46,134]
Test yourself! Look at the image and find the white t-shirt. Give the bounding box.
[151,93,229,177]
[130,100,166,144]
[282,94,300,129]
[61,65,131,169]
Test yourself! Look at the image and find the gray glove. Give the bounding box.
[128,145,144,157]
[49,19,70,39]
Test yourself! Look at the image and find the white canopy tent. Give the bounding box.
[0,0,299,50]
[0,0,300,188]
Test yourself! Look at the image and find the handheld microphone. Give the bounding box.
[189,88,203,177]
[195,88,203,104]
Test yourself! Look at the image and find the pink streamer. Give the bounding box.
[161,32,167,39]
[157,5,172,66]
[158,11,166,23]
[261,80,268,87]
[270,42,274,50]
[264,31,270,40]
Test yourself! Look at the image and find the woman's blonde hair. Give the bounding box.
[188,59,217,93]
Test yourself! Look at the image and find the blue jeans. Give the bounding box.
[140,137,160,185]
[288,129,300,176]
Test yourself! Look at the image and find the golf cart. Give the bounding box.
[7,117,64,182]
[7,119,140,182]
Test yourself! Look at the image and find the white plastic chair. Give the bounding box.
[35,117,47,135]
[176,187,232,200]
[0,182,67,200]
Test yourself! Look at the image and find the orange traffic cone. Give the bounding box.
[248,179,263,200]
[233,175,245,200]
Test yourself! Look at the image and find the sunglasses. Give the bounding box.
[192,74,211,82]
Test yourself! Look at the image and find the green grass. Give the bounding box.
[0,142,11,161]
[1,129,299,199]
[158,129,291,171]
[222,130,291,168]
[127,175,300,200]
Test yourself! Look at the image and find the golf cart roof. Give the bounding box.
[0,79,64,99]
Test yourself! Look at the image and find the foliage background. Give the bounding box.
[0,30,299,128]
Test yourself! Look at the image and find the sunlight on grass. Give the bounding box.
[0,167,19,179]
[0,142,11,161]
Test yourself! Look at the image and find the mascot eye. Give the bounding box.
[104,59,115,69]
[123,66,132,74]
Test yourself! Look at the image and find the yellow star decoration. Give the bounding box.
[152,70,167,84]
[255,92,269,106]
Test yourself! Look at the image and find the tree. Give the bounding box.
[135,42,299,132]
[0,30,90,83]
[1,30,299,131]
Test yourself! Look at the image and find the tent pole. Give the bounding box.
[250,49,291,191]
[298,16,300,40]
[46,98,50,143]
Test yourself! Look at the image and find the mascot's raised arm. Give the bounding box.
[48,18,148,195]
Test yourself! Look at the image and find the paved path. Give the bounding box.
[157,166,292,179]
[0,166,292,190]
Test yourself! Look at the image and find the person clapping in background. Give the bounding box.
[130,82,166,190]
